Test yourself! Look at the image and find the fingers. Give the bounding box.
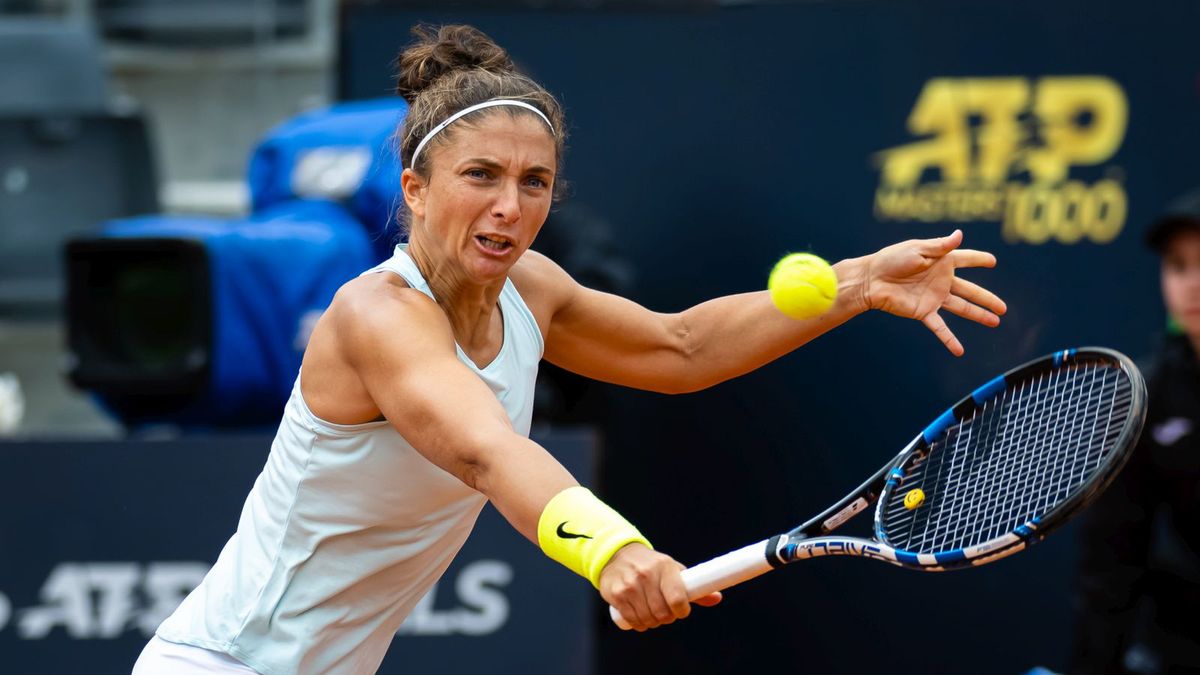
[942,294,1001,327]
[641,570,680,627]
[922,310,964,356]
[949,248,997,269]
[662,568,692,621]
[616,594,653,632]
[603,551,698,631]
[920,229,963,256]
[612,583,716,630]
[621,571,664,632]
[951,277,1007,316]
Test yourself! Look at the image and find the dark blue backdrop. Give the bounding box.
[0,432,596,674]
[340,1,1200,672]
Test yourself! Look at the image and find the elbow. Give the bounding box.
[654,313,707,394]
[652,352,716,394]
[450,429,500,493]
[457,454,488,493]
[656,370,708,395]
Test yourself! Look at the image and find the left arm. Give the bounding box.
[532,230,1006,394]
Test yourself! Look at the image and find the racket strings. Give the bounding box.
[940,365,1128,549]
[881,362,1132,555]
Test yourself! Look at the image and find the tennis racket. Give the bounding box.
[611,347,1146,629]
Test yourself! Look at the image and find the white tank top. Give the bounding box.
[157,246,543,675]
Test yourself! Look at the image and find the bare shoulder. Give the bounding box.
[303,273,455,423]
[509,249,578,321]
[325,273,453,360]
[510,248,568,285]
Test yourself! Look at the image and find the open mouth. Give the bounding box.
[475,234,514,253]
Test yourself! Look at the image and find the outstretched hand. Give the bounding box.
[861,229,1006,356]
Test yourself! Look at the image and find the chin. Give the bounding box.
[465,256,516,283]
[1179,316,1200,338]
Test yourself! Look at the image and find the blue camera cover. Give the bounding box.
[247,98,408,262]
[99,200,375,426]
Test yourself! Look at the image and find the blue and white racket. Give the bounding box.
[612,347,1146,629]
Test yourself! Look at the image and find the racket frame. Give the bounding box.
[610,347,1147,628]
[775,347,1146,571]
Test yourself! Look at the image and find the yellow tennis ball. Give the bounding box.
[904,489,925,510]
[768,253,838,319]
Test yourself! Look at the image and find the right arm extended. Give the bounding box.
[332,281,715,629]
[340,282,573,535]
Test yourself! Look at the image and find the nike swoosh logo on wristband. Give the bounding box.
[556,522,593,540]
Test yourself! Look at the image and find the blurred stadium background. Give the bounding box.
[1,0,1197,673]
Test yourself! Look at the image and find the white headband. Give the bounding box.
[409,99,555,167]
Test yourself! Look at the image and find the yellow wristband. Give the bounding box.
[537,486,652,588]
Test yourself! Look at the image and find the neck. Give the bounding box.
[406,237,505,349]
[1187,332,1200,364]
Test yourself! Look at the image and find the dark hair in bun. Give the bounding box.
[395,24,515,101]
[394,24,565,191]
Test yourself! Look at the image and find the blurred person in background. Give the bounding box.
[528,202,634,425]
[1072,189,1200,674]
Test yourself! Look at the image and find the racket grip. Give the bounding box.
[608,539,773,630]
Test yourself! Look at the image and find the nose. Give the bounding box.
[490,179,522,225]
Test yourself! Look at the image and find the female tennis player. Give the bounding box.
[133,24,1006,675]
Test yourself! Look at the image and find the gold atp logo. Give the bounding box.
[874,77,1128,245]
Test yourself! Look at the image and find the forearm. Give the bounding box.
[674,255,871,391]
[468,432,650,589]
[467,433,579,545]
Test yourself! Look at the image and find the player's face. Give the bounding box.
[1161,229,1200,338]
[411,113,556,282]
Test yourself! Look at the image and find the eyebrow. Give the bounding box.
[465,158,554,176]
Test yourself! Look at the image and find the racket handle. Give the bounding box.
[609,539,773,630]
